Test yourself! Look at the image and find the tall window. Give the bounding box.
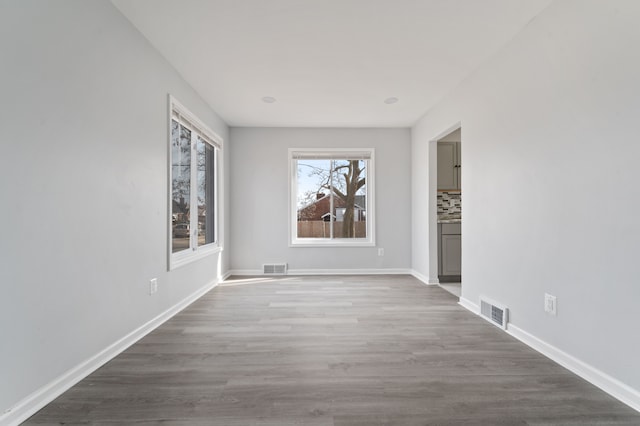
[170,96,221,269]
[290,149,375,246]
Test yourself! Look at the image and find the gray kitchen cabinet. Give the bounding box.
[438,223,461,282]
[441,234,461,275]
[437,142,461,190]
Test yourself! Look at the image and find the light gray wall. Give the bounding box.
[412,0,640,393]
[230,127,411,272]
[0,0,229,413]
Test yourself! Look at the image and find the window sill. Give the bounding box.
[290,239,375,248]
[170,244,222,270]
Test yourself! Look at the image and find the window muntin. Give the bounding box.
[169,97,221,268]
[290,149,374,246]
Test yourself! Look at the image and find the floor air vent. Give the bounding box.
[480,297,508,329]
[263,263,287,275]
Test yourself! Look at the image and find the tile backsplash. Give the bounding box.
[437,191,461,218]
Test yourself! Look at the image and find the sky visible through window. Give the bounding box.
[296,159,367,208]
[297,159,330,208]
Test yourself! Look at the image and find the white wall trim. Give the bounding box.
[410,269,438,285]
[458,296,479,314]
[220,270,232,281]
[228,268,412,276]
[506,324,640,413]
[227,269,263,276]
[457,297,640,413]
[290,268,411,275]
[1,279,220,426]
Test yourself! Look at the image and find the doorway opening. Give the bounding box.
[435,127,461,297]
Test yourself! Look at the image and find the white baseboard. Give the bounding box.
[1,279,220,426]
[458,296,479,314]
[290,268,412,275]
[506,324,640,413]
[456,297,640,413]
[227,269,262,276]
[227,268,413,276]
[410,269,438,285]
[219,270,232,281]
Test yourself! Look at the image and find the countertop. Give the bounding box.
[437,216,461,224]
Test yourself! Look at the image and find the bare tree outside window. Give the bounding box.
[295,155,368,240]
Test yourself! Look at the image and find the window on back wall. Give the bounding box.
[169,96,222,269]
[290,148,375,246]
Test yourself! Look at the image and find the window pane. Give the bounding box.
[171,120,191,253]
[197,136,215,246]
[333,160,367,239]
[296,159,331,238]
[295,158,367,240]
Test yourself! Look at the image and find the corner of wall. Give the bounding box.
[0,278,220,426]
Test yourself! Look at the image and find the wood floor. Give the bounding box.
[25,275,640,425]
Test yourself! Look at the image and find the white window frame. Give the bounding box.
[168,95,223,270]
[289,148,375,247]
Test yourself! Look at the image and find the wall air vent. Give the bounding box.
[263,263,287,275]
[480,297,508,329]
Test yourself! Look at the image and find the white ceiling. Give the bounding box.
[112,0,552,127]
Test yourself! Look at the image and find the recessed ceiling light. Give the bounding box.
[262,96,276,103]
[384,97,399,104]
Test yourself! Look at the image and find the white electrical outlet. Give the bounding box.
[378,248,384,256]
[149,278,158,295]
[544,293,557,316]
